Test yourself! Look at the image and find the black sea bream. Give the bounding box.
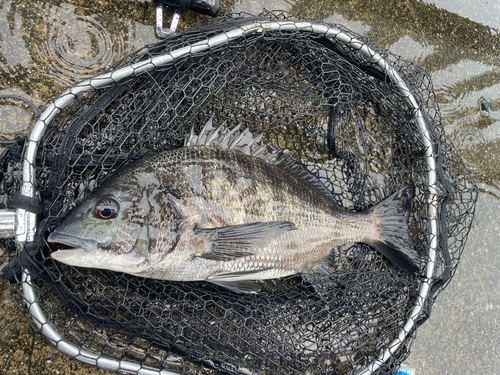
[48,120,420,293]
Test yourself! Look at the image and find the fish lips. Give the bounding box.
[48,232,99,261]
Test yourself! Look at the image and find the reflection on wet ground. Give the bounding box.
[1,0,500,374]
[0,0,210,114]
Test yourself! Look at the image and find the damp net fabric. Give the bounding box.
[0,11,477,375]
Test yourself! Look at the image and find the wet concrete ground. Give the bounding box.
[408,190,500,374]
[0,253,109,374]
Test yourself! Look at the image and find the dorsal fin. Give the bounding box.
[184,119,337,206]
[194,117,214,146]
[185,119,285,162]
[217,124,241,148]
[274,157,337,206]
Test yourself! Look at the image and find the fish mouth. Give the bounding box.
[47,232,99,253]
[48,232,146,271]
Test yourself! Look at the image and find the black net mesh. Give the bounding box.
[0,11,477,375]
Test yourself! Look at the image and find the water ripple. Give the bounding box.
[448,118,486,172]
[37,4,122,87]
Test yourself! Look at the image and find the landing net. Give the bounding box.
[0,11,477,375]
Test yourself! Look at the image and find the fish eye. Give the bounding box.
[94,198,119,220]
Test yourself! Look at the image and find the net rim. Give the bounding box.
[16,18,439,375]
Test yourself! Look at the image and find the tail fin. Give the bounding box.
[365,187,420,274]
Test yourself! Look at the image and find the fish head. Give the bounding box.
[48,169,181,274]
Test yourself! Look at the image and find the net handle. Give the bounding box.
[20,271,179,375]
[17,18,438,374]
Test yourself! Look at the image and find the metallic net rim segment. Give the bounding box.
[16,18,438,375]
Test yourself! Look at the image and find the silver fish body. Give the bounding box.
[49,121,419,293]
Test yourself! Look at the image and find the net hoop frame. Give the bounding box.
[16,18,438,375]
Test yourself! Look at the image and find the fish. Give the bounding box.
[48,119,420,293]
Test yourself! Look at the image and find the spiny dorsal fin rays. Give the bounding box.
[217,124,241,148]
[185,125,195,147]
[262,143,284,163]
[229,128,253,149]
[252,144,268,157]
[241,133,263,155]
[205,122,223,146]
[205,121,230,146]
[195,117,214,146]
[185,118,288,166]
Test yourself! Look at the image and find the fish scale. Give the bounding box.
[48,120,420,293]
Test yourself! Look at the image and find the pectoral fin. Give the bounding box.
[194,221,295,261]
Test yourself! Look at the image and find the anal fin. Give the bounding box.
[207,268,276,293]
[209,280,261,293]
